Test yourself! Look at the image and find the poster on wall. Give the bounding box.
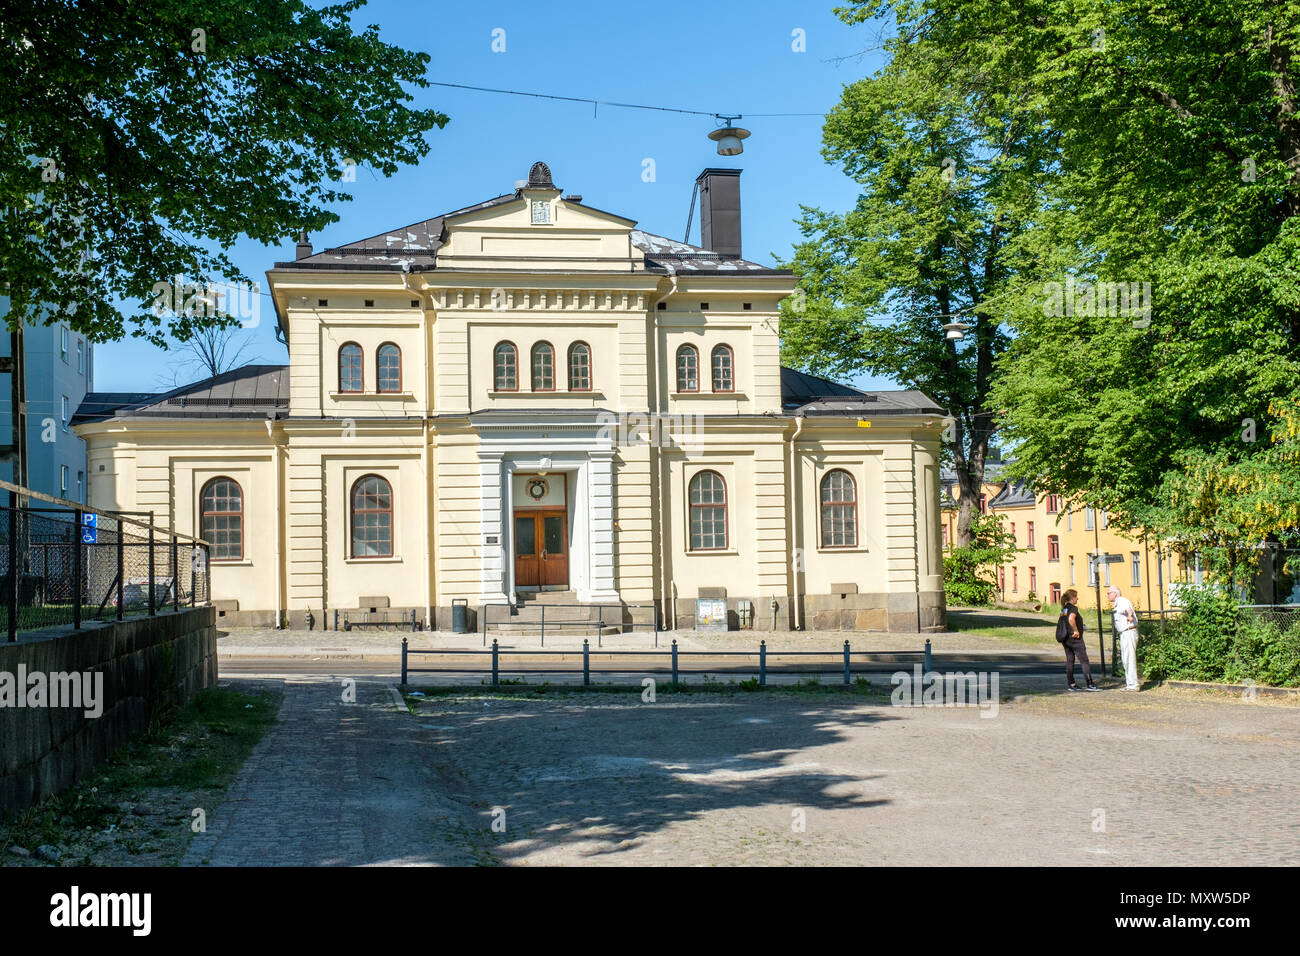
[696,598,729,632]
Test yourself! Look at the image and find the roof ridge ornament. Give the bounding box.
[527,161,553,188]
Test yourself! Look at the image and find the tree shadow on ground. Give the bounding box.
[407,692,900,864]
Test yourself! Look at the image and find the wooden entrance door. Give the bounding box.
[513,510,568,589]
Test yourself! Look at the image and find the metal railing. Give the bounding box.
[480,601,658,646]
[407,637,891,686]
[0,479,211,641]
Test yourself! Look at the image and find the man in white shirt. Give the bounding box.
[1108,586,1140,690]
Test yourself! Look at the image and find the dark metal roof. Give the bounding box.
[989,478,1037,508]
[75,365,289,423]
[781,367,942,417]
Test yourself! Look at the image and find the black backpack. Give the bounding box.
[1056,606,1081,643]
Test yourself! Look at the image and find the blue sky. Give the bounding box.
[95,0,897,392]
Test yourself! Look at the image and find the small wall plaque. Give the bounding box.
[486,535,499,545]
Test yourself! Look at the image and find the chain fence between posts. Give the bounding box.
[0,478,211,641]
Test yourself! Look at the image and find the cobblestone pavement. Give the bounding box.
[183,677,478,866]
[186,675,1300,866]
[412,685,1300,866]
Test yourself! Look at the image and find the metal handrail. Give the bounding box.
[0,478,209,547]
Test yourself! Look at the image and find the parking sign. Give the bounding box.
[81,512,97,544]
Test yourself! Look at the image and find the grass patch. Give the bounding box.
[1,686,279,864]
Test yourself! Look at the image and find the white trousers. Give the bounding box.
[1120,628,1139,689]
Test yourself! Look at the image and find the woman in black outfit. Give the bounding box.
[1058,589,1099,691]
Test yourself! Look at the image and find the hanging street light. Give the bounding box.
[708,115,751,156]
[942,320,970,341]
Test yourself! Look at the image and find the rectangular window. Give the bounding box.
[76,340,84,374]
[1050,583,1062,603]
[1029,567,1037,594]
[1067,510,1073,531]
[1085,507,1094,530]
[1027,522,1035,548]
[1101,510,1109,529]
[1012,567,1018,592]
[60,326,69,361]
[77,471,84,502]
[1048,536,1060,561]
[1104,560,1111,587]
[1045,495,1059,514]
[1070,555,1076,585]
[942,525,949,547]
[1010,522,1015,542]
[1131,551,1141,587]
[60,465,68,493]
[1089,556,1097,587]
[61,395,69,430]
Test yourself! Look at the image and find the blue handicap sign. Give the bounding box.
[81,512,97,543]
[82,513,97,527]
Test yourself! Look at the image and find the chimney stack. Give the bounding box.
[696,168,741,258]
[295,232,313,260]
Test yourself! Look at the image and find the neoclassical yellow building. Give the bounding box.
[75,163,946,632]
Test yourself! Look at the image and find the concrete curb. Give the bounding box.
[1162,679,1300,699]
[384,685,408,712]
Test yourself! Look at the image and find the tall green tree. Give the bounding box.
[1,0,446,346]
[781,0,1058,546]
[979,1,1300,561]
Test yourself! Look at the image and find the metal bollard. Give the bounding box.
[924,638,932,673]
[759,640,767,686]
[583,639,590,686]
[401,637,408,685]
[843,640,851,685]
[671,639,678,686]
[492,638,499,687]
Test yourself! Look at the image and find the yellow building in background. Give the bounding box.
[941,466,1188,611]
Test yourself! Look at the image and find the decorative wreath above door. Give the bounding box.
[526,477,549,501]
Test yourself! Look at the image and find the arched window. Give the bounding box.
[711,344,734,393]
[200,477,243,561]
[676,345,699,393]
[376,343,401,393]
[493,342,517,391]
[820,469,857,548]
[568,342,591,391]
[339,343,363,393]
[531,342,555,391]
[350,475,393,558]
[688,470,727,551]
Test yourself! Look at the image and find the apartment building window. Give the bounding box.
[1045,495,1059,514]
[1027,521,1035,548]
[1050,582,1062,603]
[1029,567,1037,594]
[942,525,949,547]
[1012,567,1018,592]
[999,565,1006,591]
[77,471,84,502]
[1131,551,1141,587]
[1070,555,1076,585]
[1009,522,1015,542]
[1089,556,1097,587]
[61,395,69,431]
[1085,506,1095,530]
[1067,510,1073,531]
[60,465,68,494]
[978,495,988,515]
[1104,559,1112,587]
[60,326,69,362]
[1101,510,1109,529]
[1048,535,1060,561]
[76,340,84,374]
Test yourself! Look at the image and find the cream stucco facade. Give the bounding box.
[75,163,946,632]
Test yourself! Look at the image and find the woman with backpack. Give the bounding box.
[1057,589,1100,691]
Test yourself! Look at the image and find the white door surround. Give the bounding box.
[474,413,617,605]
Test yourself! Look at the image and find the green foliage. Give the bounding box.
[1139,588,1300,687]
[943,512,1019,606]
[1,0,447,345]
[780,0,1061,541]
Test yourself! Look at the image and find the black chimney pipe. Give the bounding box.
[696,169,741,258]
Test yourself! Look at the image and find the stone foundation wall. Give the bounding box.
[0,606,218,818]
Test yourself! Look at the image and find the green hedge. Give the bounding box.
[1138,589,1300,687]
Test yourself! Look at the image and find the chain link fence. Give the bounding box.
[1,480,210,640]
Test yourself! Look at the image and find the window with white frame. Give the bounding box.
[688,470,727,551]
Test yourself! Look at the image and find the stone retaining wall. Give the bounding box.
[0,607,217,818]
